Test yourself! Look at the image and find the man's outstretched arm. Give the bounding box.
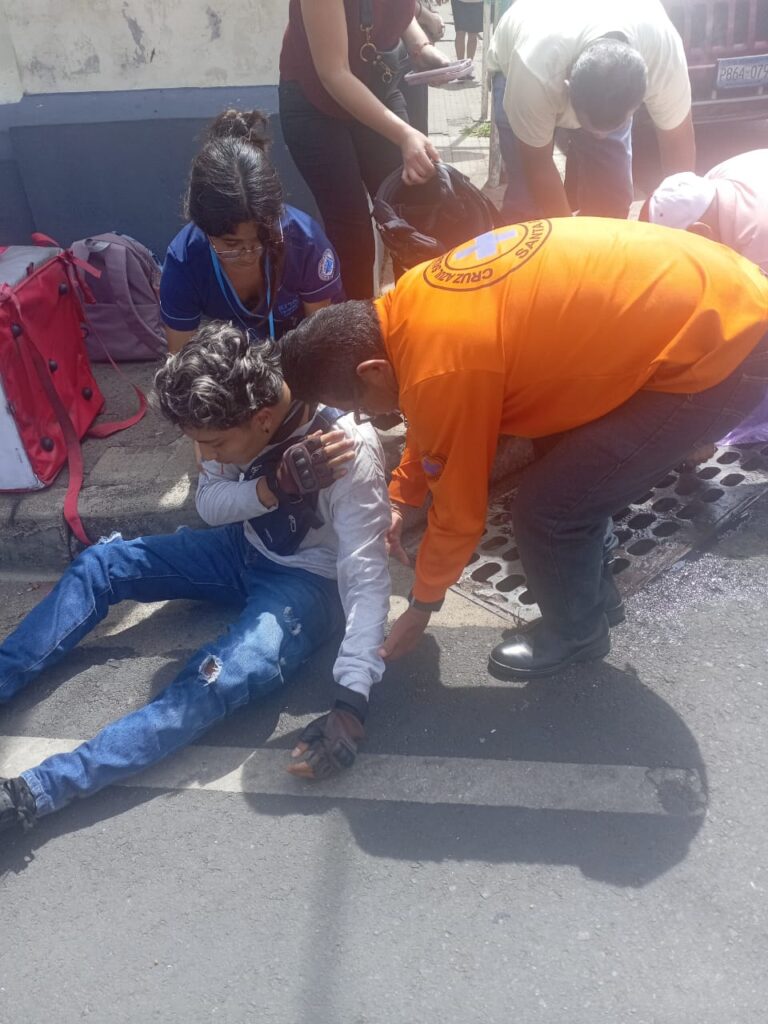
[381,369,505,660]
[655,112,696,176]
[518,139,572,218]
[287,428,392,779]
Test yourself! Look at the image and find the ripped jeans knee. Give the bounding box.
[195,648,281,714]
[198,653,223,684]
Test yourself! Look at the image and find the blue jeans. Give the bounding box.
[0,526,344,815]
[492,73,634,221]
[514,334,768,638]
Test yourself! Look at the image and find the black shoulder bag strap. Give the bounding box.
[242,406,346,556]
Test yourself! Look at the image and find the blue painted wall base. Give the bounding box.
[0,86,318,256]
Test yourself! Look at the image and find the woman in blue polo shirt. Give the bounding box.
[161,109,343,352]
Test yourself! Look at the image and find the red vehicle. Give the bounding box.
[664,0,768,121]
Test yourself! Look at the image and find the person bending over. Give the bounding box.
[278,218,768,678]
[487,0,694,221]
[644,149,768,274]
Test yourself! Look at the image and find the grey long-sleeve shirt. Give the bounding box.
[195,412,391,699]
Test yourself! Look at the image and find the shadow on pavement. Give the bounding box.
[242,633,707,888]
[0,626,707,890]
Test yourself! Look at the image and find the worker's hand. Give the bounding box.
[379,606,431,661]
[386,506,411,566]
[287,707,365,779]
[400,128,440,185]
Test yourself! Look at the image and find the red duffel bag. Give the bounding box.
[0,241,146,545]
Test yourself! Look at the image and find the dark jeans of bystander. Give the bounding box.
[279,79,407,300]
[513,332,768,639]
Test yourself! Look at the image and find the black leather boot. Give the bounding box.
[488,616,610,680]
[602,568,625,627]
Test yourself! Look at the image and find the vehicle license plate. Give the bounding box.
[716,54,768,89]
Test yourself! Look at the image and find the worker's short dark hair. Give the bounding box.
[279,301,386,404]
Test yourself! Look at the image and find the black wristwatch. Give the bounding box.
[408,592,444,614]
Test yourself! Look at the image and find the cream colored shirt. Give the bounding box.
[487,0,691,147]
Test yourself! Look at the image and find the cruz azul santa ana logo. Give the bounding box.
[423,220,551,291]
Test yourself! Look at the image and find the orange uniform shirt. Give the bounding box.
[376,217,768,603]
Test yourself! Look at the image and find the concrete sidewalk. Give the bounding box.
[427,21,491,187]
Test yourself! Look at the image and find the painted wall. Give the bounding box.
[0,1,318,254]
[0,7,23,104]
[1,0,289,101]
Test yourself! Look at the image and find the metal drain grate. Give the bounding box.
[454,444,768,623]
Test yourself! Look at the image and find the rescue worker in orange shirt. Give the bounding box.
[280,218,768,678]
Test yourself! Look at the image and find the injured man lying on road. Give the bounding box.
[0,322,391,834]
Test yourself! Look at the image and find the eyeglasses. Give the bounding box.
[211,243,262,262]
[352,379,375,425]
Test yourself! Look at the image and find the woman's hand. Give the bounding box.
[410,40,452,70]
[416,7,445,43]
[400,127,440,184]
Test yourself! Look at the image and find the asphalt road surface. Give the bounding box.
[1,482,767,1024]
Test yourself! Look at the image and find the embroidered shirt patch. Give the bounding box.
[423,221,551,292]
[318,249,336,282]
[421,453,446,480]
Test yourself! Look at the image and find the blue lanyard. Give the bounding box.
[210,247,276,341]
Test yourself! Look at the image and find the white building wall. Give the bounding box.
[0,6,23,103]
[1,0,289,103]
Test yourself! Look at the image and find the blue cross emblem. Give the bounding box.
[455,227,520,261]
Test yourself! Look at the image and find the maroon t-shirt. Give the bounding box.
[280,0,417,119]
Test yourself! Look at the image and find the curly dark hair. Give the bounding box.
[279,301,386,404]
[154,322,283,430]
[185,108,285,326]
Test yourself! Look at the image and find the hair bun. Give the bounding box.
[208,109,270,150]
